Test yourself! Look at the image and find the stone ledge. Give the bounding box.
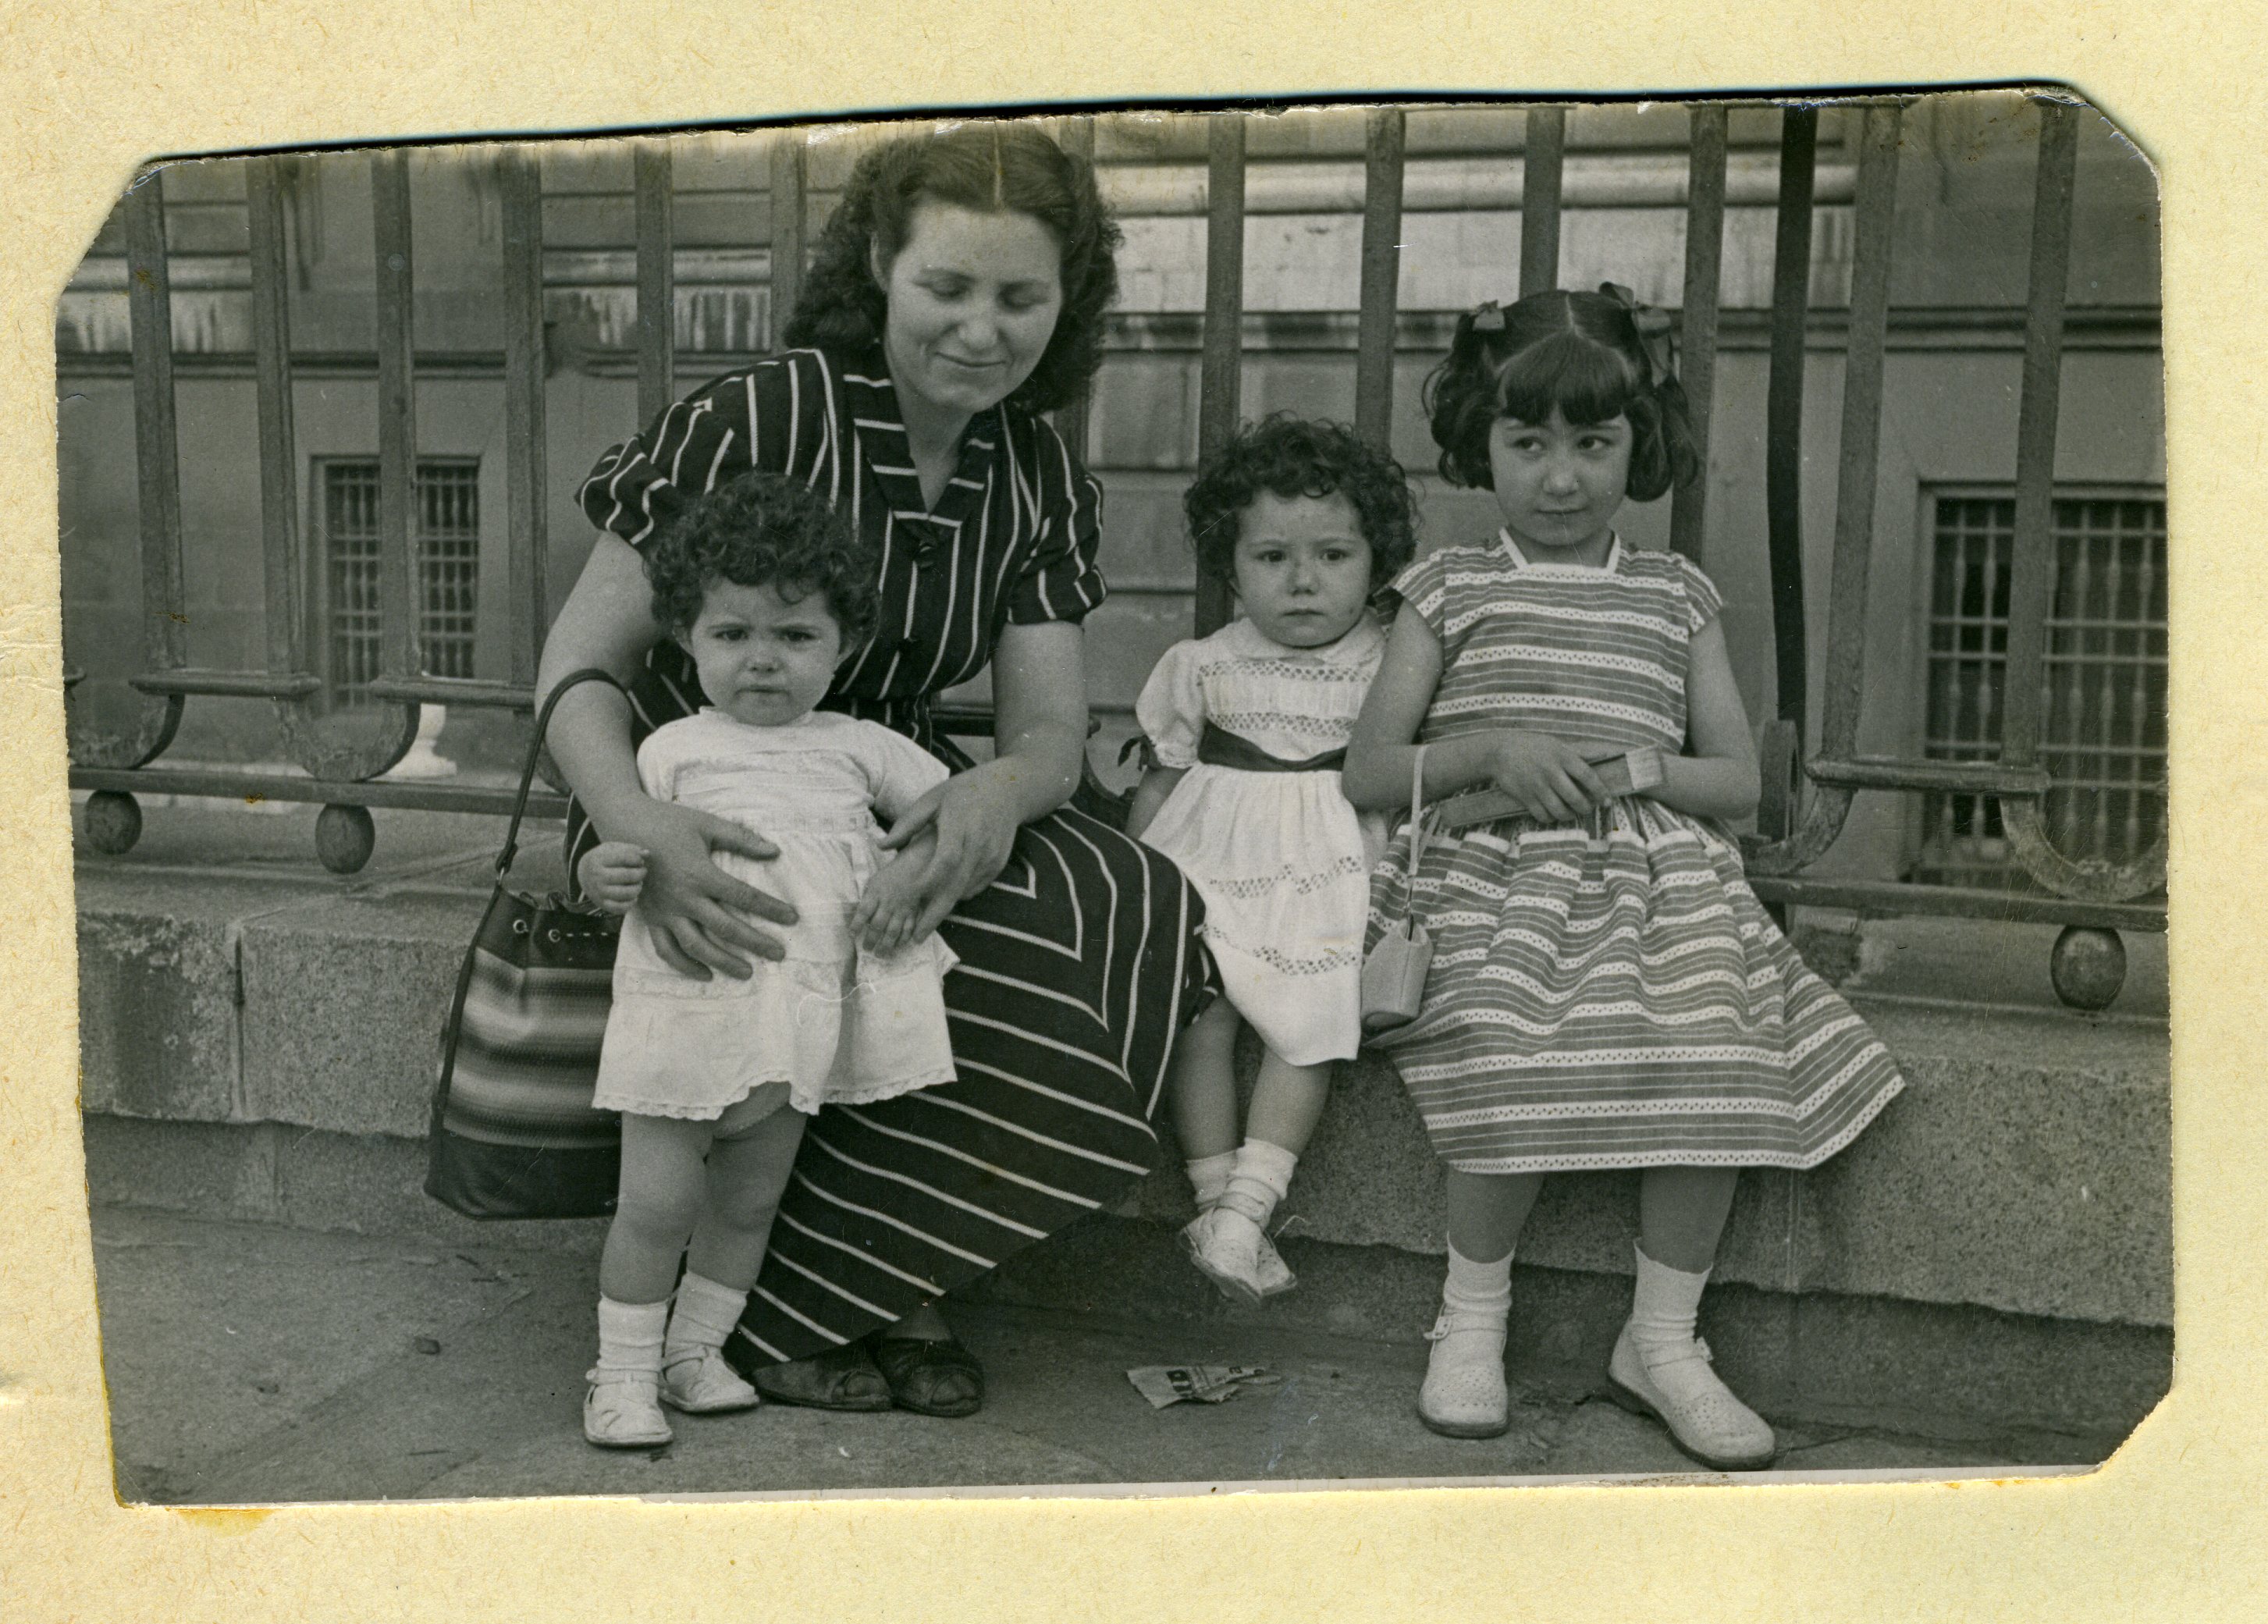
[80,1114,2167,1446]
[74,859,2172,1328]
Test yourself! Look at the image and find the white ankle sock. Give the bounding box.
[664,1271,750,1364]
[1221,1139,1299,1228]
[1442,1242,1513,1319]
[1628,1244,1710,1349]
[596,1295,669,1381]
[1184,1151,1237,1210]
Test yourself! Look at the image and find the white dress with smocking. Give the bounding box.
[593,708,959,1120]
[1134,614,1386,1068]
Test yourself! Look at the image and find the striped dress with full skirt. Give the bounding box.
[1365,533,1904,1174]
[569,345,1212,1365]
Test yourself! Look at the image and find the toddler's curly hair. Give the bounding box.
[1182,414,1418,590]
[643,472,880,647]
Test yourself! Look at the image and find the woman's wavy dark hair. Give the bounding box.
[1183,414,1419,591]
[782,121,1122,416]
[1423,287,1701,501]
[645,471,880,649]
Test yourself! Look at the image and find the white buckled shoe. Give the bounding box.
[1417,1306,1510,1439]
[583,1369,673,1448]
[660,1347,762,1414]
[1605,1326,1777,1470]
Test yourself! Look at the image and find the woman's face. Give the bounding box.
[877,199,1065,424]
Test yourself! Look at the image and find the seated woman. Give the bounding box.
[538,121,1212,1419]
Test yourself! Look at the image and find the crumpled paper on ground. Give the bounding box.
[1125,1363,1285,1409]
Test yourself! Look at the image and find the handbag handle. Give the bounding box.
[494,666,627,881]
[1386,744,1430,919]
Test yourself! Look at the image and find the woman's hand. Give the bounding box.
[868,763,1026,941]
[609,798,798,978]
[1487,731,1609,824]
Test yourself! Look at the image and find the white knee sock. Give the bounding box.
[1184,1151,1237,1210]
[1628,1244,1709,1349]
[664,1271,750,1366]
[1442,1242,1514,1320]
[1221,1139,1299,1229]
[596,1296,669,1382]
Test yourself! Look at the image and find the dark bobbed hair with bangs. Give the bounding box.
[1183,414,1419,592]
[645,471,881,651]
[782,121,1122,417]
[1423,287,1701,501]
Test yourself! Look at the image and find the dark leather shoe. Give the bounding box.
[872,1334,985,1418]
[748,1339,893,1412]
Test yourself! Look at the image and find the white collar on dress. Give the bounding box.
[1220,608,1386,665]
[1497,528,1623,574]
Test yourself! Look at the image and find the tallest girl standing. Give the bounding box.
[1343,285,1904,1468]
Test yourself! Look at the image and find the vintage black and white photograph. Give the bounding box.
[62,91,2170,1502]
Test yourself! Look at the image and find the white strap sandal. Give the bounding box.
[1417,1306,1510,1439]
[660,1347,762,1414]
[1605,1327,1778,1470]
[584,1368,673,1448]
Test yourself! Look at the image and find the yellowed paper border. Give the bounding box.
[1,5,2250,1619]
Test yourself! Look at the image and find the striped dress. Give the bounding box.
[570,345,1210,1366]
[1366,532,1904,1174]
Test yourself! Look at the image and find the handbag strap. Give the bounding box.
[1387,744,1430,919]
[1406,744,1430,877]
[494,666,626,881]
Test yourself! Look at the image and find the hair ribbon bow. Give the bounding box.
[1600,282,1675,386]
[1470,300,1505,332]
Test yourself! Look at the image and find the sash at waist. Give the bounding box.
[1195,722,1346,774]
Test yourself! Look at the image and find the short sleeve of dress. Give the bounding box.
[578,360,798,550]
[634,720,698,804]
[857,723,953,823]
[1133,640,1205,769]
[1005,423,1109,627]
[1386,548,1455,646]
[1676,555,1726,634]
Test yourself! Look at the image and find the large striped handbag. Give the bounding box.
[425,667,624,1219]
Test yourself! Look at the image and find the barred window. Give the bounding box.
[1912,492,2168,890]
[321,459,482,689]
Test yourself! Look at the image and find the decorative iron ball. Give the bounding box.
[315,803,376,875]
[83,790,142,855]
[2049,926,2126,1013]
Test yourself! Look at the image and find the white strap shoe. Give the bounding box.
[660,1346,762,1414]
[583,1368,673,1448]
[1249,1228,1297,1298]
[1417,1306,1510,1439]
[1182,1192,1285,1306]
[1605,1326,1777,1470]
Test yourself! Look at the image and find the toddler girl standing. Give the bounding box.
[576,473,958,1448]
[1129,416,1416,1302]
[1343,287,1905,1468]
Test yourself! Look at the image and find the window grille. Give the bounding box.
[321,459,482,688]
[1913,493,2168,890]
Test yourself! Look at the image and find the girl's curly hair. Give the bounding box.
[644,472,880,649]
[1423,287,1701,501]
[783,121,1122,416]
[1183,414,1420,590]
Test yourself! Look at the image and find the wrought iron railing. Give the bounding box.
[63,98,2167,1009]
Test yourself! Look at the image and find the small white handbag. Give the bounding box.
[1360,745,1434,1036]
